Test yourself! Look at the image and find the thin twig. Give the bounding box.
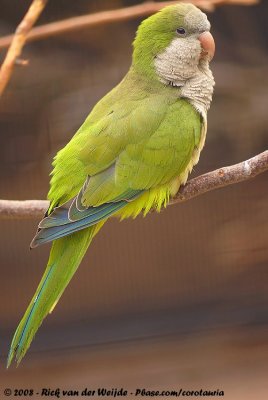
[0,0,258,50]
[0,0,47,96]
[0,151,267,220]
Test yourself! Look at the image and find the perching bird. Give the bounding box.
[8,2,215,366]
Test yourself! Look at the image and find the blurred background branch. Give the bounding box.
[0,0,47,96]
[0,150,267,220]
[0,0,258,50]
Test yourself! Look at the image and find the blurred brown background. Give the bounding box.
[0,1,267,398]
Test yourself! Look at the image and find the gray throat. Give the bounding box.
[154,38,215,119]
[180,62,215,119]
[156,61,215,120]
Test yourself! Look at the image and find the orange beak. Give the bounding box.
[198,31,215,61]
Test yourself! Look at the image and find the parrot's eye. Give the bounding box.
[176,27,186,36]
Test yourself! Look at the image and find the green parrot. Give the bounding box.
[8,2,215,366]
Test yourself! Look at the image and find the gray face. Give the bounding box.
[154,37,202,85]
[153,6,215,117]
[154,7,212,86]
[184,9,211,35]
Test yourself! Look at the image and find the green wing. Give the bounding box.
[33,73,202,247]
[48,75,169,209]
[49,78,201,208]
[115,99,202,190]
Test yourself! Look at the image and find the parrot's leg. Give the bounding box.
[7,222,104,367]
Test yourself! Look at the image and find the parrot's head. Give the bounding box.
[132,3,215,84]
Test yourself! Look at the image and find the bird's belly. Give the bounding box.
[117,120,207,220]
[170,119,207,197]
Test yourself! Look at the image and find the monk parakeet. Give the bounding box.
[8,2,215,366]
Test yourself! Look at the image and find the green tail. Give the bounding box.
[7,223,103,367]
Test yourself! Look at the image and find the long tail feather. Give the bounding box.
[7,222,104,367]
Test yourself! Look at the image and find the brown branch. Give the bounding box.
[0,0,258,50]
[0,0,47,96]
[170,150,268,205]
[0,200,49,220]
[0,150,267,220]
